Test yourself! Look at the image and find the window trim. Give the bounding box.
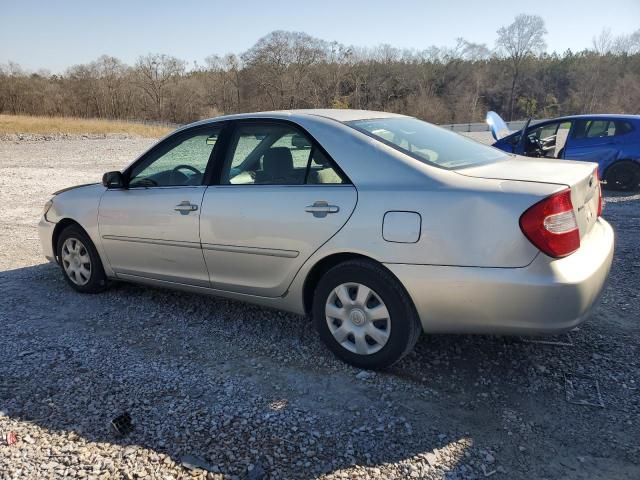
[123,123,228,189]
[210,119,352,186]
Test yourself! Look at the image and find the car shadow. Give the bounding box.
[1,262,635,479]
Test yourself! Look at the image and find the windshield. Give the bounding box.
[346,117,508,169]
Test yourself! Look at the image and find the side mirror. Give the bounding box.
[102,171,126,189]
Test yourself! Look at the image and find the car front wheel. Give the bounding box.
[313,259,421,370]
[56,225,108,293]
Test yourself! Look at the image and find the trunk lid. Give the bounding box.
[457,156,601,239]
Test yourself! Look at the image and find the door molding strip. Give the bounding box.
[102,235,299,258]
[202,243,299,258]
[102,235,201,249]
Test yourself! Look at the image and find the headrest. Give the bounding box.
[262,147,294,174]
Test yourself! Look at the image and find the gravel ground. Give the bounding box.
[0,136,639,480]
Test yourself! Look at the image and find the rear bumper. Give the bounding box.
[38,216,56,263]
[385,218,614,335]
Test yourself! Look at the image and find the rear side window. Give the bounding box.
[616,121,634,135]
[572,119,634,139]
[346,117,507,170]
[221,123,346,185]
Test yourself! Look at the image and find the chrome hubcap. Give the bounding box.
[61,238,91,286]
[325,283,391,355]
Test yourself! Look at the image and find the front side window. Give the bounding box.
[529,122,560,140]
[526,121,571,158]
[346,117,507,169]
[222,123,345,185]
[129,128,220,187]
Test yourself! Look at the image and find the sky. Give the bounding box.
[1,0,639,73]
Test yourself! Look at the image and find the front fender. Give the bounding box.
[46,184,114,277]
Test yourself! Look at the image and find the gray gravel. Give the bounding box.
[0,136,639,480]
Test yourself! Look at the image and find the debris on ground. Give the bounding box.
[180,454,218,473]
[482,465,497,477]
[111,412,134,436]
[5,431,17,446]
[247,456,268,480]
[565,374,605,407]
[355,370,375,381]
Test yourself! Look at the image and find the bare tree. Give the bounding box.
[135,54,185,119]
[242,31,327,109]
[0,62,28,114]
[613,29,640,55]
[2,28,640,125]
[496,14,547,119]
[593,28,614,54]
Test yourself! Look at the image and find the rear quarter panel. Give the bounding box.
[294,116,560,269]
[307,176,557,268]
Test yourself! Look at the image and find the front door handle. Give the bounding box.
[174,201,198,215]
[305,201,339,218]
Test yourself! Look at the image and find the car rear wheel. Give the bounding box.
[56,225,108,293]
[312,259,421,370]
[604,161,640,191]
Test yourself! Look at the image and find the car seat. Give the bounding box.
[255,147,296,184]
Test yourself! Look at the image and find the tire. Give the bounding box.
[56,225,108,293]
[604,161,640,192]
[312,259,421,370]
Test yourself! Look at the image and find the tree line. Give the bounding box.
[1,15,639,125]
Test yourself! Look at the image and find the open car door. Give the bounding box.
[514,118,532,155]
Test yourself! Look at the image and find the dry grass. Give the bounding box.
[0,114,173,138]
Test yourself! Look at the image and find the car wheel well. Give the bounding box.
[604,159,637,174]
[603,160,640,191]
[303,253,371,314]
[52,219,86,262]
[302,253,413,316]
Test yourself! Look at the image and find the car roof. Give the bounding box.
[500,113,640,137]
[177,109,408,131]
[537,114,640,123]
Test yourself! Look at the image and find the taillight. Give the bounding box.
[519,188,580,258]
[595,169,603,217]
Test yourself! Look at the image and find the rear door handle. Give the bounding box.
[305,201,339,218]
[174,201,198,214]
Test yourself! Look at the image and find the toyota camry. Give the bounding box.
[38,109,614,369]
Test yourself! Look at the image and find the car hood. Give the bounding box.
[53,182,100,195]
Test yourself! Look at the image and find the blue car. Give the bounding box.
[487,112,640,191]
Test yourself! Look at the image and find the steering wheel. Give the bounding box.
[526,135,545,157]
[171,164,202,185]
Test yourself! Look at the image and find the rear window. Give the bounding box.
[346,117,507,169]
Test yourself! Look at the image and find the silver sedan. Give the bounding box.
[38,109,614,369]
